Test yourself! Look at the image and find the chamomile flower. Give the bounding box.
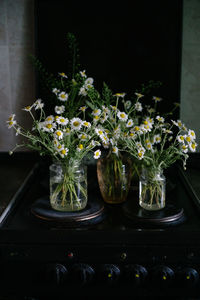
[100,113,108,124]
[80,70,87,78]
[58,92,68,102]
[110,105,117,111]
[8,114,15,121]
[153,134,161,144]
[126,119,134,128]
[135,102,143,112]
[189,141,198,152]
[184,135,192,143]
[153,96,162,102]
[79,87,87,96]
[94,149,101,159]
[146,143,153,151]
[114,93,126,98]
[55,105,65,115]
[63,128,70,136]
[45,115,54,123]
[34,99,44,110]
[52,88,60,95]
[95,128,105,137]
[137,149,145,160]
[23,105,33,112]
[7,119,16,129]
[181,144,188,153]
[54,130,63,140]
[85,77,94,86]
[92,108,101,116]
[43,122,56,132]
[56,116,69,126]
[112,146,119,155]
[188,129,196,140]
[135,92,144,99]
[133,126,142,134]
[77,144,84,152]
[60,148,69,158]
[59,72,68,78]
[70,118,82,131]
[177,135,185,143]
[172,119,183,129]
[93,115,100,123]
[156,115,165,123]
[79,106,87,112]
[82,121,91,128]
[117,111,128,122]
[79,133,87,141]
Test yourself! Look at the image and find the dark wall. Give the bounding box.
[35,0,183,115]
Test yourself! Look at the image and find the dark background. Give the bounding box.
[35,0,183,117]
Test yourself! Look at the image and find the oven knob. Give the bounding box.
[177,267,199,287]
[71,263,95,286]
[100,264,120,285]
[125,264,148,286]
[152,265,174,286]
[46,263,68,285]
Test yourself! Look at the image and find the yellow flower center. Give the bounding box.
[191,143,196,149]
[135,126,139,131]
[78,144,83,149]
[120,113,126,118]
[56,131,62,136]
[58,145,62,149]
[46,124,52,129]
[61,149,66,155]
[138,152,143,157]
[180,136,184,140]
[73,121,80,127]
[144,121,148,125]
[186,136,191,142]
[61,94,66,99]
[60,118,65,123]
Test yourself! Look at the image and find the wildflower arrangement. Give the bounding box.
[7,86,103,211]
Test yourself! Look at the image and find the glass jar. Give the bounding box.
[97,151,132,204]
[139,167,166,211]
[49,160,87,212]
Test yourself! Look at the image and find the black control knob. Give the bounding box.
[177,267,199,287]
[125,264,148,286]
[100,264,120,285]
[46,263,68,285]
[152,265,174,286]
[71,263,95,286]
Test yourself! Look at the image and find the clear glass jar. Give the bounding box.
[49,161,87,212]
[139,167,166,211]
[97,151,132,204]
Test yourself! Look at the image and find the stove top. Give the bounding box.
[1,152,200,299]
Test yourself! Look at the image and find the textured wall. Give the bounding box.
[180,0,200,145]
[0,0,35,151]
[0,0,200,151]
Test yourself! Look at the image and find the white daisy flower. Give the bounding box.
[156,115,165,123]
[146,143,153,151]
[189,141,197,152]
[85,77,94,85]
[100,113,108,124]
[85,83,93,90]
[7,120,16,129]
[94,149,101,159]
[172,119,183,129]
[93,115,100,123]
[58,92,68,102]
[102,106,110,114]
[56,116,69,126]
[8,114,15,121]
[59,72,68,78]
[70,117,82,130]
[154,134,161,144]
[79,87,87,96]
[135,102,143,112]
[177,135,185,143]
[92,108,101,116]
[45,115,54,123]
[95,128,105,137]
[78,133,87,141]
[34,99,44,110]
[110,105,117,111]
[181,144,188,153]
[133,126,142,134]
[152,96,162,102]
[54,130,63,140]
[55,105,65,114]
[141,124,152,133]
[23,105,33,112]
[114,93,126,98]
[52,88,60,95]
[77,144,84,152]
[184,135,192,143]
[138,149,145,160]
[79,106,87,112]
[80,70,87,78]
[112,146,119,155]
[126,119,134,128]
[82,121,91,128]
[60,148,69,158]
[117,111,128,122]
[43,122,56,132]
[162,128,173,134]
[188,129,196,140]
